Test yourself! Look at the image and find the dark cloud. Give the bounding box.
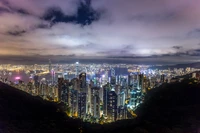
[172,46,183,49]
[0,7,9,13]
[43,1,100,26]
[187,29,200,37]
[7,30,26,36]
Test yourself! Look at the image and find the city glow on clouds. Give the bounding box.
[1,0,200,61]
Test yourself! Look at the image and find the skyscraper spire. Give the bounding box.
[76,62,79,77]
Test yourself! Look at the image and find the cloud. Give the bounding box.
[0,0,200,64]
[0,0,80,16]
[172,46,183,50]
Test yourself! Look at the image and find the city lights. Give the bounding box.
[0,63,199,124]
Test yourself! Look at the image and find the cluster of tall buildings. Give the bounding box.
[38,68,164,123]
[3,62,199,123]
[1,65,169,123]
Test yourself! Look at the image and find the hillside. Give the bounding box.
[150,62,200,69]
[0,82,81,133]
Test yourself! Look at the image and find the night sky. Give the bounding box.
[0,0,200,64]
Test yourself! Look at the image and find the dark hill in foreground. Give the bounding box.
[0,82,81,133]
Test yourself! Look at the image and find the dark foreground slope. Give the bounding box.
[0,82,81,133]
[87,79,200,133]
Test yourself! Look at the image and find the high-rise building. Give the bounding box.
[138,74,144,90]
[71,89,78,117]
[51,69,56,85]
[192,72,197,79]
[75,62,79,77]
[79,72,87,90]
[107,90,118,122]
[61,83,70,105]
[110,68,116,85]
[57,76,64,102]
[103,83,111,117]
[91,87,100,118]
[160,74,165,83]
[129,90,137,109]
[117,106,127,120]
[78,92,87,118]
[118,92,125,107]
[63,72,69,80]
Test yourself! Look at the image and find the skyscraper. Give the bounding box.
[79,72,87,90]
[103,83,111,117]
[110,68,116,85]
[75,62,79,77]
[160,74,165,83]
[138,74,144,90]
[78,92,87,118]
[51,69,55,85]
[71,89,78,117]
[91,87,100,118]
[107,90,118,122]
[63,72,69,80]
[57,75,64,102]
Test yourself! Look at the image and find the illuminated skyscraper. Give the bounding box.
[78,92,87,118]
[75,62,79,77]
[33,75,39,88]
[91,87,100,118]
[71,89,78,117]
[160,74,165,83]
[79,72,87,90]
[71,78,80,92]
[63,72,69,80]
[61,83,70,104]
[51,69,55,85]
[57,75,64,102]
[107,90,118,122]
[138,74,144,90]
[129,90,137,109]
[103,83,111,117]
[110,68,116,85]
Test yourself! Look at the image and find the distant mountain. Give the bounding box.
[150,62,200,69]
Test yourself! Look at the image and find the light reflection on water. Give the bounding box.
[0,70,58,83]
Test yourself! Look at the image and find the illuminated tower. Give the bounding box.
[137,74,144,90]
[63,72,69,80]
[78,92,87,118]
[103,83,111,117]
[91,87,100,118]
[160,74,165,83]
[57,75,64,102]
[79,72,87,90]
[110,68,116,85]
[107,90,118,122]
[51,69,55,85]
[75,62,79,77]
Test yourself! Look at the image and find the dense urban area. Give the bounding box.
[0,61,199,124]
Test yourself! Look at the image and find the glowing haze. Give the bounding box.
[1,0,200,64]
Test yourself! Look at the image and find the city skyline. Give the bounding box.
[1,0,200,64]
